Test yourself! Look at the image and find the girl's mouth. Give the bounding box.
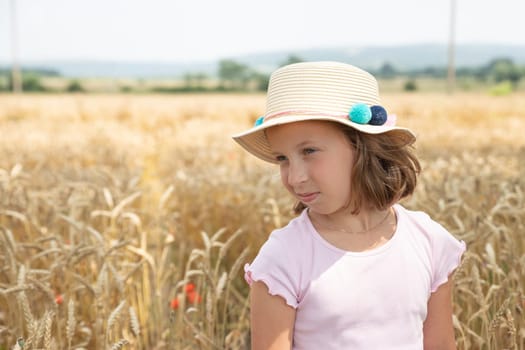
[297,192,319,203]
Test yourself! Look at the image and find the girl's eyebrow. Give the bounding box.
[270,140,316,156]
[294,140,317,149]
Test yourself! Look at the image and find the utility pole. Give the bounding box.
[447,0,456,93]
[10,0,22,93]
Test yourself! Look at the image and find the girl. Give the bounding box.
[232,61,465,350]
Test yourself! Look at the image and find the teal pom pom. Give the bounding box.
[254,116,264,126]
[369,105,388,125]
[349,103,372,124]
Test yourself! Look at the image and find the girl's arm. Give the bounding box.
[423,278,457,350]
[250,281,296,350]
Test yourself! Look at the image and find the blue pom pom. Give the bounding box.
[369,105,388,125]
[349,103,372,124]
[254,116,264,126]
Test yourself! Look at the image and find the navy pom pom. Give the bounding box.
[369,105,388,125]
[349,103,372,124]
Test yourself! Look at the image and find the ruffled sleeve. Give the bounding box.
[429,220,466,292]
[244,232,300,308]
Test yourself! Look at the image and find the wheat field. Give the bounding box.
[0,92,524,349]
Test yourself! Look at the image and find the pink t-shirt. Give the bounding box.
[245,204,466,349]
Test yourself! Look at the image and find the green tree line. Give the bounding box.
[375,58,525,86]
[1,56,524,93]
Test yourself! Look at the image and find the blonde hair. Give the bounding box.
[293,124,421,214]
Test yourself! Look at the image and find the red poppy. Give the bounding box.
[55,294,63,305]
[184,283,195,293]
[186,291,202,304]
[170,297,179,310]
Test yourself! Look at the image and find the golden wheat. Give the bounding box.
[0,93,523,349]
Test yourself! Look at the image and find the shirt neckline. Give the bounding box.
[302,204,402,257]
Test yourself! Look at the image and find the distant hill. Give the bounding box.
[1,44,524,78]
[238,44,525,72]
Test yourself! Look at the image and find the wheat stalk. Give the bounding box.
[66,298,76,349]
[44,311,54,350]
[107,300,127,334]
[17,265,26,285]
[33,314,47,348]
[16,291,34,334]
[110,338,129,350]
[215,271,227,300]
[505,309,517,349]
[128,306,140,337]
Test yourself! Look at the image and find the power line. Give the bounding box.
[447,0,457,94]
[10,0,22,93]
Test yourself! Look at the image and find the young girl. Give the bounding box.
[232,61,465,350]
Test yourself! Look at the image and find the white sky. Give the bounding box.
[0,0,524,63]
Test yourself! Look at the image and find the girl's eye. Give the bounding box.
[303,148,316,155]
[275,155,287,162]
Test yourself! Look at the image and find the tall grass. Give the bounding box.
[0,93,523,349]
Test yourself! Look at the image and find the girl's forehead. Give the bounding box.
[266,121,348,148]
[267,120,341,136]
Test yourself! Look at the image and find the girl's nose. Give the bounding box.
[287,161,308,186]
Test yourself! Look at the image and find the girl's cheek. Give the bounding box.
[281,172,296,194]
[280,169,289,186]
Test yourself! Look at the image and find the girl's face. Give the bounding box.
[266,121,355,216]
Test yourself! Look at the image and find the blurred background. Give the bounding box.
[1,1,524,349]
[1,0,524,94]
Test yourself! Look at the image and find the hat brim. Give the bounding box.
[232,114,416,164]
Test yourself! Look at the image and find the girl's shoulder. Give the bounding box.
[395,204,466,291]
[394,203,433,222]
[268,209,311,241]
[245,210,315,308]
[395,204,449,235]
[395,204,457,239]
[251,209,315,265]
[394,203,465,258]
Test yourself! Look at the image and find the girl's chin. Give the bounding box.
[307,203,350,216]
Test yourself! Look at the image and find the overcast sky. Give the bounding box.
[0,0,523,63]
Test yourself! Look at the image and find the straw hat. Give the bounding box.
[232,61,415,163]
